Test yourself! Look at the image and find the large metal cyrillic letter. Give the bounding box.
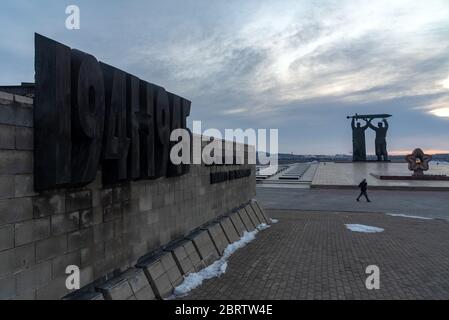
[71,50,105,186]
[101,63,130,185]
[154,86,170,178]
[167,92,182,177]
[127,75,140,180]
[34,34,72,191]
[139,81,155,179]
[181,98,192,174]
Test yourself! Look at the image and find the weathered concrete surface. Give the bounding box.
[228,212,247,237]
[0,91,256,300]
[219,217,240,244]
[181,210,449,300]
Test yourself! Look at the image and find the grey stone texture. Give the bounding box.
[250,202,267,224]
[167,240,204,275]
[245,205,261,227]
[184,241,204,271]
[219,217,240,244]
[238,208,256,231]
[0,92,255,300]
[63,291,104,300]
[0,124,15,150]
[15,127,33,150]
[14,218,51,246]
[252,200,271,224]
[228,211,247,237]
[98,279,135,300]
[0,175,14,200]
[138,252,183,299]
[68,268,154,301]
[189,230,220,267]
[0,224,14,251]
[204,223,229,256]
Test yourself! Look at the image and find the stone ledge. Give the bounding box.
[137,252,183,299]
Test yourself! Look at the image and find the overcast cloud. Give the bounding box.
[1,0,449,154]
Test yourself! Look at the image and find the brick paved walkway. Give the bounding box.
[180,210,449,300]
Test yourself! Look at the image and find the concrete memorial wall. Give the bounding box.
[0,90,256,300]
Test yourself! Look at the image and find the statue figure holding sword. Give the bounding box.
[347,114,391,162]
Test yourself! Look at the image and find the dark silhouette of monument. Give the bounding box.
[347,114,391,162]
[368,119,389,161]
[351,118,369,161]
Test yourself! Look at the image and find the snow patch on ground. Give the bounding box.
[171,223,271,298]
[270,218,279,224]
[345,224,384,233]
[257,223,271,230]
[386,213,433,220]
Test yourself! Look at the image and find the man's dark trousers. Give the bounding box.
[357,191,370,202]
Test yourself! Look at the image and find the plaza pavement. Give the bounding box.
[312,162,449,190]
[257,187,449,220]
[179,187,449,300]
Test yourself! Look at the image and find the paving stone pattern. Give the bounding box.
[181,210,449,300]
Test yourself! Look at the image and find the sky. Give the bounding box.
[1,0,449,155]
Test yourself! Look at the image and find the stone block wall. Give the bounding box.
[0,91,256,300]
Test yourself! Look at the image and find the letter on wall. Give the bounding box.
[70,49,105,186]
[34,34,72,191]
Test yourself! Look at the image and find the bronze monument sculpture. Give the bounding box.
[350,118,369,161]
[347,114,391,162]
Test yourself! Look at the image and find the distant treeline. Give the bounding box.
[256,153,449,165]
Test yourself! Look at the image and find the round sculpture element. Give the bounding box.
[405,148,432,176]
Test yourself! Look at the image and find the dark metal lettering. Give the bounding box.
[71,50,105,186]
[101,63,130,185]
[34,34,72,191]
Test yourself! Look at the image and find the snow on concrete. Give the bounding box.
[386,213,433,220]
[171,222,271,298]
[345,224,384,233]
[270,218,279,224]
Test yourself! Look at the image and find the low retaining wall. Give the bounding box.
[67,200,271,300]
[0,91,256,300]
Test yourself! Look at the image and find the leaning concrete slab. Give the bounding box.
[220,217,240,244]
[137,252,183,299]
[95,267,155,300]
[63,291,105,300]
[244,205,261,227]
[229,211,247,236]
[188,230,220,266]
[160,252,184,288]
[238,208,256,231]
[166,242,195,276]
[124,268,156,300]
[184,240,205,271]
[165,239,205,276]
[204,223,229,256]
[253,200,271,223]
[96,278,135,300]
[251,201,270,224]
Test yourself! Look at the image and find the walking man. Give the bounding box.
[356,178,371,202]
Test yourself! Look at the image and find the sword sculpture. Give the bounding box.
[346,113,392,120]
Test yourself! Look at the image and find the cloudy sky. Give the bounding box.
[1,0,449,155]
